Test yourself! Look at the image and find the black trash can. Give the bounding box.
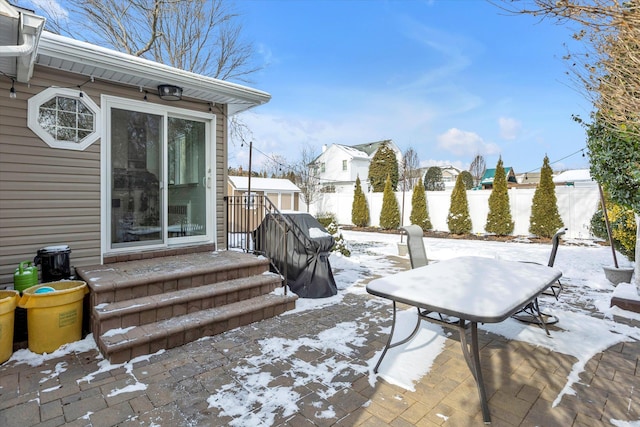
[34,245,72,283]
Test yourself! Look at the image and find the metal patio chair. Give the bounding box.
[541,227,567,299]
[402,224,428,268]
[512,227,568,335]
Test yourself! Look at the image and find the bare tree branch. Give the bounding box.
[295,146,321,212]
[38,0,262,81]
[493,0,640,137]
[400,148,420,191]
[469,154,486,187]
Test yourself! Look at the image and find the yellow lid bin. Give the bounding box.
[18,281,88,354]
[0,290,19,363]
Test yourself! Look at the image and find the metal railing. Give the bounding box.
[225,195,313,293]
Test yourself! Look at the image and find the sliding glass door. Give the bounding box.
[110,108,163,246]
[167,117,207,238]
[107,100,211,250]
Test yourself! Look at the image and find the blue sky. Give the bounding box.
[26,0,593,175]
[232,0,593,174]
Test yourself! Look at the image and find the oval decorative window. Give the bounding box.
[28,87,101,150]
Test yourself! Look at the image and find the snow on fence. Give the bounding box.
[309,183,600,240]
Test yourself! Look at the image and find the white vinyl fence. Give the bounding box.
[309,183,601,240]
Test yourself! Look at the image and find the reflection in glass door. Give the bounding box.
[167,118,207,239]
[110,109,163,247]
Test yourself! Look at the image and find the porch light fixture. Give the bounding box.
[157,84,183,101]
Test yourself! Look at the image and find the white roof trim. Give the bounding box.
[36,32,270,115]
[229,176,301,192]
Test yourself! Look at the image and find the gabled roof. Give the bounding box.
[312,139,398,164]
[480,167,517,185]
[0,1,271,115]
[333,144,370,160]
[351,139,393,156]
[229,176,300,192]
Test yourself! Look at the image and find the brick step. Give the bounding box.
[78,251,272,306]
[92,273,282,337]
[98,293,298,363]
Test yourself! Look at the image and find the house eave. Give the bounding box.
[36,32,270,115]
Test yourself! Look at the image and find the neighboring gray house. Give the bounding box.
[0,1,271,287]
[312,139,402,193]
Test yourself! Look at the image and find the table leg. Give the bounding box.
[458,320,491,424]
[374,303,422,374]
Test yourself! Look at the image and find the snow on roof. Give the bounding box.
[229,176,300,192]
[335,144,370,159]
[553,169,593,183]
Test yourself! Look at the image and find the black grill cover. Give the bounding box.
[255,213,337,298]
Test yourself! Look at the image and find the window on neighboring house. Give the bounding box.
[321,162,326,173]
[342,160,347,171]
[321,184,335,193]
[28,87,101,150]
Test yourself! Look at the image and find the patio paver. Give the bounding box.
[1,256,639,426]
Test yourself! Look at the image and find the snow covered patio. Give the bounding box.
[0,230,638,426]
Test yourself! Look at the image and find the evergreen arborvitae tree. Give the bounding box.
[424,166,445,191]
[447,173,472,234]
[485,157,514,235]
[410,179,432,231]
[368,143,399,192]
[529,155,564,238]
[459,170,474,190]
[351,176,370,227]
[379,175,400,230]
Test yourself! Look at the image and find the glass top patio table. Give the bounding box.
[366,255,562,424]
[366,255,562,323]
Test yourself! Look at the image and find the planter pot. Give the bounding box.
[397,242,408,256]
[603,266,635,286]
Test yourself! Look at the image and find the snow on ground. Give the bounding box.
[4,230,638,425]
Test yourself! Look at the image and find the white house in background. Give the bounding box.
[553,169,595,186]
[228,176,301,211]
[417,165,462,190]
[311,139,402,193]
[440,166,462,187]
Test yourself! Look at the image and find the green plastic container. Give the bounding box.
[13,261,38,293]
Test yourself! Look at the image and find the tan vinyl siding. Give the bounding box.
[0,66,227,288]
[281,193,292,210]
[215,103,227,249]
[0,70,101,287]
[266,192,279,208]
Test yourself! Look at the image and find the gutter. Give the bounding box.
[0,8,46,82]
[0,30,36,56]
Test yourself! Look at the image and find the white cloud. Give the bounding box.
[498,116,522,140]
[231,85,443,169]
[436,128,500,157]
[27,0,68,21]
